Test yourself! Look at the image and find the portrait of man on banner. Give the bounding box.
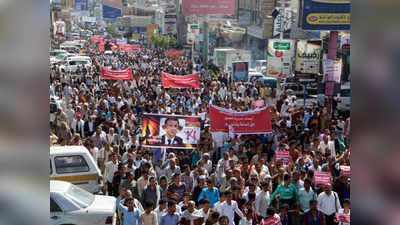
[159,117,185,145]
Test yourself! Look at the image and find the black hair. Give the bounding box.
[343,199,351,205]
[125,197,134,203]
[168,200,176,207]
[164,117,180,125]
[145,201,154,208]
[304,178,312,184]
[159,199,166,205]
[224,190,232,195]
[219,216,229,222]
[284,173,291,181]
[309,199,318,205]
[266,207,275,217]
[210,211,220,219]
[200,199,210,204]
[182,164,189,170]
[280,203,289,210]
[248,192,256,201]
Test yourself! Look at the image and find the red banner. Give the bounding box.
[101,67,132,80]
[161,72,200,88]
[118,44,140,52]
[275,150,290,164]
[165,49,183,58]
[90,35,102,43]
[314,172,332,184]
[209,105,272,134]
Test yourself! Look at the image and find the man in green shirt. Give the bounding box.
[270,174,300,209]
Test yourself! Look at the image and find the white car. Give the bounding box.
[60,56,92,73]
[50,180,117,225]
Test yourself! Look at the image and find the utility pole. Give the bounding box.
[277,0,286,97]
[203,15,209,77]
[327,31,338,119]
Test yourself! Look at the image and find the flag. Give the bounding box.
[271,9,280,19]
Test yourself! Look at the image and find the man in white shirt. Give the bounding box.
[308,159,322,172]
[219,190,244,225]
[155,199,167,224]
[213,192,225,214]
[201,153,213,174]
[319,135,336,158]
[104,153,119,196]
[317,184,342,225]
[255,181,270,219]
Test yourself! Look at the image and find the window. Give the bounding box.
[54,155,89,174]
[50,198,62,212]
[70,60,89,66]
[340,89,351,97]
[65,185,94,209]
[50,159,53,175]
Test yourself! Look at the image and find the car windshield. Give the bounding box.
[341,89,351,97]
[64,184,95,209]
[69,60,89,65]
[56,54,66,60]
[50,51,65,57]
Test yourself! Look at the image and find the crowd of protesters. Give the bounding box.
[50,40,351,225]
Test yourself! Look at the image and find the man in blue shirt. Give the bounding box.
[118,197,141,225]
[198,179,220,209]
[160,200,180,225]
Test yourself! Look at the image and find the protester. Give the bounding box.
[50,40,350,225]
[141,201,158,225]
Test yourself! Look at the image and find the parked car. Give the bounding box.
[50,145,103,193]
[248,71,264,82]
[50,180,116,225]
[257,77,277,89]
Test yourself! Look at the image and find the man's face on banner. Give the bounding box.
[165,119,179,138]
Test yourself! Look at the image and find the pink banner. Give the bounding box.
[101,67,132,80]
[275,150,290,164]
[314,172,331,184]
[340,166,351,177]
[182,0,236,15]
[253,100,265,107]
[335,213,350,223]
[261,216,282,225]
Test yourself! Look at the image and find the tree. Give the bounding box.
[105,25,117,37]
[124,31,132,41]
[168,36,177,48]
[151,33,177,49]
